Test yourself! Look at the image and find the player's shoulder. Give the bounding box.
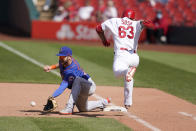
[112,17,123,22]
[111,17,120,20]
[122,17,140,22]
[72,58,81,67]
[104,17,120,23]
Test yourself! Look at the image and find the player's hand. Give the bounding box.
[143,19,152,24]
[142,19,154,29]
[44,65,51,72]
[103,40,110,47]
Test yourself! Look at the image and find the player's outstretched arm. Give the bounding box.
[51,80,68,98]
[96,24,110,47]
[44,63,59,72]
[140,19,153,29]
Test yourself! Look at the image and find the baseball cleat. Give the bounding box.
[59,108,73,115]
[125,105,131,109]
[100,97,112,110]
[126,66,136,82]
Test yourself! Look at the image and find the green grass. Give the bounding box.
[135,58,196,102]
[139,50,196,74]
[1,40,196,104]
[0,117,131,131]
[0,46,60,84]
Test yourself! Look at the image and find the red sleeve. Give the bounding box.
[96,24,110,47]
[96,24,104,33]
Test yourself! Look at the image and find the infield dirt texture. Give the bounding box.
[0,83,196,131]
[0,35,196,131]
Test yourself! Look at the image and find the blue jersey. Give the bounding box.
[59,58,90,88]
[52,58,90,98]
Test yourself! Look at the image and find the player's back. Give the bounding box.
[102,17,142,51]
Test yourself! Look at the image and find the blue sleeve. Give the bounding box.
[52,80,68,98]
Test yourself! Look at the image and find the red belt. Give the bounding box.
[120,48,136,53]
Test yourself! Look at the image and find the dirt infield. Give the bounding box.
[0,83,196,131]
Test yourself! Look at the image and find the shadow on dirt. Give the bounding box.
[19,110,124,117]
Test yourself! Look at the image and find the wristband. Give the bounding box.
[50,65,57,69]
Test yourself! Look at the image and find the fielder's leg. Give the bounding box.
[63,77,95,112]
[79,99,110,111]
[76,78,109,111]
[59,77,83,114]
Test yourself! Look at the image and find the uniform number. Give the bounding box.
[118,26,134,39]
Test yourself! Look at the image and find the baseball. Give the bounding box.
[30,101,36,107]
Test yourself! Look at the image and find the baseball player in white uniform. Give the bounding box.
[96,9,151,109]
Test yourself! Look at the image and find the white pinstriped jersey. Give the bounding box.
[101,17,143,52]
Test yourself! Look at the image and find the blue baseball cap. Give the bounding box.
[56,46,72,56]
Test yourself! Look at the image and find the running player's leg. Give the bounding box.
[113,55,128,77]
[125,66,136,82]
[124,53,139,109]
[125,53,139,82]
[124,78,134,109]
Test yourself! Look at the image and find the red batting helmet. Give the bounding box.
[122,9,135,19]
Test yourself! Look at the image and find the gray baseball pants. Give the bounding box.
[66,77,106,111]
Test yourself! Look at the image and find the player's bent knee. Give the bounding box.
[126,66,136,82]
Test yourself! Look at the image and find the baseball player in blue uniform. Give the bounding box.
[43,46,110,115]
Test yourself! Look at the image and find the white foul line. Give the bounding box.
[178,112,196,121]
[0,42,161,131]
[93,94,161,131]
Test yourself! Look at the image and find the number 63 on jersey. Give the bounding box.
[118,26,134,39]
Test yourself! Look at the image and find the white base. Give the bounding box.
[103,106,127,112]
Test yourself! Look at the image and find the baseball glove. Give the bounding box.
[43,97,58,112]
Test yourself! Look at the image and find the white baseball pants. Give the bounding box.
[113,50,139,106]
